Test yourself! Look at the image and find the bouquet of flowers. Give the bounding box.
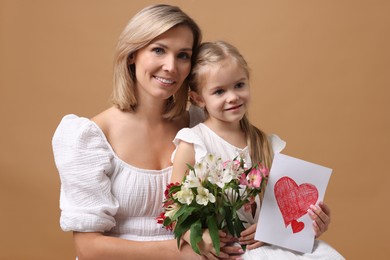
[156,153,269,255]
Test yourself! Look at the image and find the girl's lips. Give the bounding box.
[225,104,243,111]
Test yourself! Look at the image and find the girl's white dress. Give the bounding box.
[173,123,345,259]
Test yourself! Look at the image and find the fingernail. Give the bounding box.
[307,209,314,215]
[310,204,317,210]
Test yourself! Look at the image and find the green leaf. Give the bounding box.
[174,212,197,239]
[207,215,220,256]
[233,216,246,237]
[190,219,203,255]
[224,206,235,235]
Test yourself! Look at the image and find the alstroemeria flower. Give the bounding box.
[257,163,269,177]
[193,162,208,182]
[223,160,243,183]
[164,202,181,220]
[183,170,201,188]
[196,187,216,205]
[174,187,194,205]
[165,182,180,198]
[247,168,262,188]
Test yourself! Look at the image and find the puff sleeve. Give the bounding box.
[172,128,208,163]
[269,134,286,154]
[52,115,119,232]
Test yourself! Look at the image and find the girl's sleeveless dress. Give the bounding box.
[173,123,345,259]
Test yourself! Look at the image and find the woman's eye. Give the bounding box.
[152,47,165,55]
[178,52,191,60]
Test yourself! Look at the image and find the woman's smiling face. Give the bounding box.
[132,25,194,102]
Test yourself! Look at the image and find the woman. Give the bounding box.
[52,4,221,259]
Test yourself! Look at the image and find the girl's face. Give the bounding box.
[132,25,194,102]
[194,57,250,125]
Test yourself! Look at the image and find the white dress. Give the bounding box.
[173,123,345,259]
[51,106,205,241]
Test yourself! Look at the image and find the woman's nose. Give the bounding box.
[162,55,177,73]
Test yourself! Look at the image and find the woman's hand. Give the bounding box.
[238,223,265,250]
[219,231,244,259]
[183,229,231,259]
[307,201,331,238]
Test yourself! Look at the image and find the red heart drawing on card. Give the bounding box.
[274,176,318,232]
[291,219,305,233]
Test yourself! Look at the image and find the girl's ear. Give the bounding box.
[189,91,205,108]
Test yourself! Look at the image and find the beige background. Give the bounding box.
[1,0,389,259]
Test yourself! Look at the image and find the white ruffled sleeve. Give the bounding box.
[172,127,208,163]
[52,114,119,232]
[269,134,286,154]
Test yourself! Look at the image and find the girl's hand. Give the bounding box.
[238,223,265,250]
[307,201,331,238]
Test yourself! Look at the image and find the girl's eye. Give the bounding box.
[178,52,191,60]
[213,89,225,95]
[235,82,245,89]
[152,47,165,55]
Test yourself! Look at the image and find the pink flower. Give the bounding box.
[165,182,180,198]
[257,163,269,177]
[240,172,248,186]
[156,212,173,231]
[247,168,262,188]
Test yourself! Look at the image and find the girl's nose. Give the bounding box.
[227,91,239,103]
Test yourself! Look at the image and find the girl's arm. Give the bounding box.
[171,141,196,183]
[73,232,201,260]
[171,142,245,259]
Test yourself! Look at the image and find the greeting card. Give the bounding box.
[255,153,332,253]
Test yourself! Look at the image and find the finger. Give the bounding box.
[308,208,327,233]
[239,234,255,243]
[247,241,265,250]
[205,252,219,260]
[220,245,245,255]
[318,201,331,219]
[312,219,321,237]
[308,204,329,225]
[220,234,238,244]
[240,223,257,237]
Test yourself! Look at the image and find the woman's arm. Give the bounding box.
[73,232,201,260]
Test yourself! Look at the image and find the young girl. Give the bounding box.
[171,41,344,259]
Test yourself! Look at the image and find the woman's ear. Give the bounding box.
[189,91,205,108]
[128,53,135,64]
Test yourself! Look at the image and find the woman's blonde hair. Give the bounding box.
[112,4,202,119]
[189,41,274,168]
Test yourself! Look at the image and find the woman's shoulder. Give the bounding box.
[52,110,110,152]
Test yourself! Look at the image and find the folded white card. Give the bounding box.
[255,153,332,253]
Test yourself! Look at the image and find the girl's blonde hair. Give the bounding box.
[112,4,202,119]
[189,41,274,168]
